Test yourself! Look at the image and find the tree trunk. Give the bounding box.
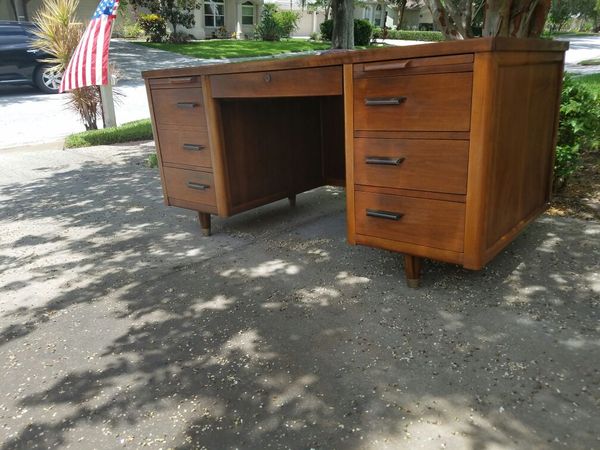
[426,0,551,40]
[331,0,354,49]
[397,0,406,30]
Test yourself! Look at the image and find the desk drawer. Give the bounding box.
[158,127,212,168]
[354,72,472,132]
[210,66,343,98]
[149,76,201,88]
[151,87,205,127]
[355,191,465,252]
[354,54,474,78]
[354,138,468,194]
[163,167,216,206]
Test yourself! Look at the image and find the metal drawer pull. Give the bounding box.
[364,60,411,72]
[364,96,407,106]
[169,77,194,84]
[176,102,198,109]
[365,156,405,166]
[182,144,205,151]
[187,181,210,190]
[366,209,403,221]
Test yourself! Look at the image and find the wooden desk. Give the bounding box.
[142,37,567,287]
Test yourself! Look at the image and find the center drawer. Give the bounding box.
[210,66,343,98]
[354,138,469,194]
[151,87,205,128]
[355,191,465,252]
[354,71,473,132]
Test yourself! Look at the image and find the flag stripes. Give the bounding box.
[59,0,119,93]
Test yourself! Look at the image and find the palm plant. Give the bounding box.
[32,0,102,130]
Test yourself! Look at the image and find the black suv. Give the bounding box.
[0,21,62,93]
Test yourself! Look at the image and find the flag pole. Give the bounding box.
[100,71,116,128]
[100,16,117,129]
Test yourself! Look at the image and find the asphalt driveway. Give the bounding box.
[0,142,598,449]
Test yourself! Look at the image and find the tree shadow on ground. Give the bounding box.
[0,147,598,449]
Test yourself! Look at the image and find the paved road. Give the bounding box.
[1,36,599,149]
[559,34,600,73]
[0,142,599,449]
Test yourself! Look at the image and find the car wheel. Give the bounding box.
[34,65,62,94]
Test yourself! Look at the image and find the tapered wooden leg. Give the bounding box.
[288,194,296,208]
[404,254,422,288]
[198,212,211,236]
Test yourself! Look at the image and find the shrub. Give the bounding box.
[554,75,600,188]
[354,19,373,46]
[255,4,299,41]
[320,19,333,41]
[371,27,443,41]
[320,19,373,45]
[276,10,300,39]
[122,22,144,39]
[147,153,159,168]
[138,13,167,42]
[309,31,319,41]
[113,12,144,39]
[130,0,200,35]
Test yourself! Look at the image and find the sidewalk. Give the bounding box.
[0,142,599,449]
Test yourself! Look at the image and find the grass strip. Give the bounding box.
[137,39,331,59]
[64,119,153,148]
[579,58,600,66]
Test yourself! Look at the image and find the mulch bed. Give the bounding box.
[548,150,600,221]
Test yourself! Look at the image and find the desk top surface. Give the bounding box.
[142,37,568,80]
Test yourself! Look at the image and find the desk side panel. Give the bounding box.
[482,52,564,264]
[465,51,565,269]
[144,78,170,206]
[202,75,230,217]
[344,64,356,244]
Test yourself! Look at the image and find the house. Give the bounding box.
[182,0,264,39]
[2,0,433,39]
[1,0,263,40]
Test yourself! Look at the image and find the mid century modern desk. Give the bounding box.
[142,37,568,287]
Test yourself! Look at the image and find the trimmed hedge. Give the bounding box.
[320,19,373,46]
[372,28,444,41]
[64,119,153,148]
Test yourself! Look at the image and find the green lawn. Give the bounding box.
[64,119,153,148]
[138,39,332,59]
[574,73,600,96]
[579,58,600,66]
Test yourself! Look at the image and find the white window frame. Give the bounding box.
[241,1,255,26]
[204,0,225,28]
[374,4,383,26]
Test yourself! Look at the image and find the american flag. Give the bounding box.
[59,0,120,93]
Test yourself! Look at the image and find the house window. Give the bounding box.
[374,4,382,26]
[242,1,254,25]
[205,0,225,27]
[363,6,371,20]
